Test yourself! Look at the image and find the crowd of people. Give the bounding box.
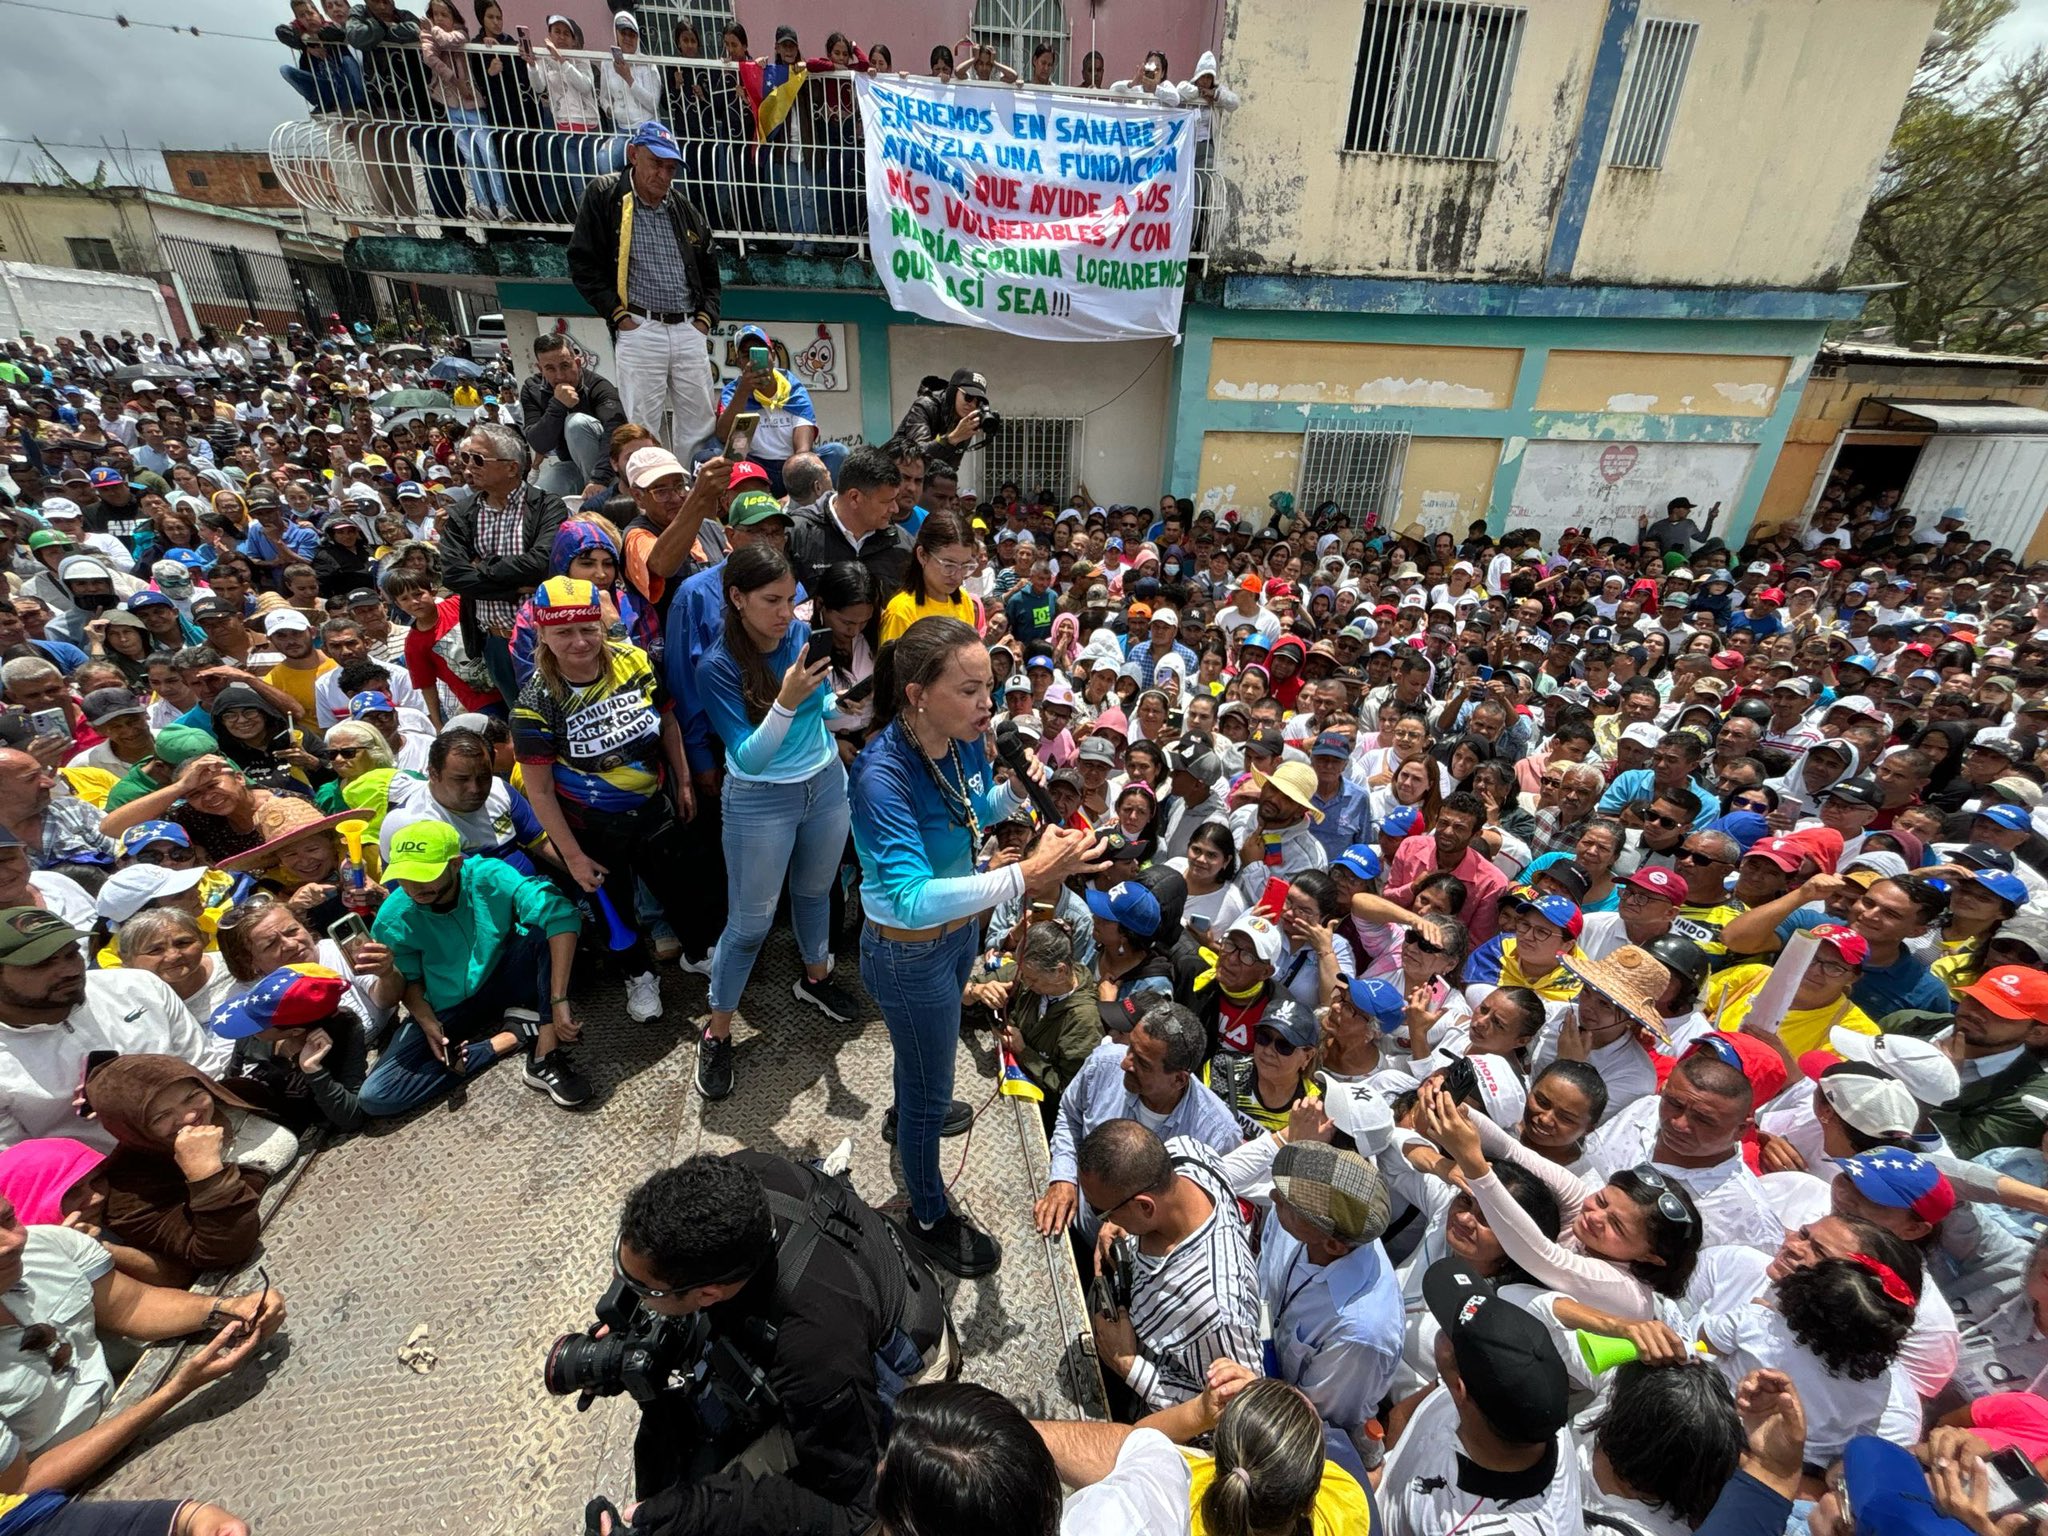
[6,281,2048,1535]
[276,1,1238,236]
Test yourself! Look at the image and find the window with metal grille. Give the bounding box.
[967,417,1082,502]
[973,0,1066,83]
[629,1,735,58]
[1345,1,1524,160]
[1608,17,1697,170]
[65,237,120,273]
[1296,423,1410,531]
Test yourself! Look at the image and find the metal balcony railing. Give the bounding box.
[267,42,1224,261]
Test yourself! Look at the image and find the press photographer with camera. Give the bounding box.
[893,368,998,476]
[560,1151,956,1536]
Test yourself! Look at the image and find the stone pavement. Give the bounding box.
[93,934,1104,1532]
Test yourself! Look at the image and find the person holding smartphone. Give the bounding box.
[692,544,854,1102]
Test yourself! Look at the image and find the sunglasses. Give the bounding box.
[1253,1025,1305,1054]
[453,450,495,466]
[1643,810,1682,829]
[1676,847,1722,866]
[1628,1164,1696,1230]
[329,746,367,759]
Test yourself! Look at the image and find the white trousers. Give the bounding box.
[613,317,718,457]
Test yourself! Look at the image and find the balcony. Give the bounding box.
[268,43,1223,264]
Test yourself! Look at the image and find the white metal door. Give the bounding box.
[1902,434,2048,558]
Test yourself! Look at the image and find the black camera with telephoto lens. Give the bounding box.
[544,1275,698,1409]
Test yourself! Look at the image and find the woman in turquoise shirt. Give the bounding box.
[849,616,1102,1279]
[694,544,849,1102]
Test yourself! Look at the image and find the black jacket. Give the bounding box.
[787,503,911,601]
[518,366,628,489]
[565,171,722,336]
[437,484,567,655]
[892,374,985,474]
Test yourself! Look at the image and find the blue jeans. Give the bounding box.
[359,923,550,1116]
[446,106,510,216]
[710,760,849,1013]
[860,920,978,1223]
[281,55,367,114]
[358,1020,501,1118]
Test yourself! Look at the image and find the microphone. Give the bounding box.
[993,717,1061,826]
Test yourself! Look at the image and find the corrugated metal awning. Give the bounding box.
[1861,398,2048,435]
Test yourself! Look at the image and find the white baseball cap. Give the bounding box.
[264,609,314,635]
[1829,1026,1961,1107]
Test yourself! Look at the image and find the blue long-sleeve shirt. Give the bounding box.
[1047,1039,1242,1201]
[1695,1470,1791,1536]
[1598,767,1721,828]
[665,563,730,777]
[696,620,836,783]
[847,720,1022,931]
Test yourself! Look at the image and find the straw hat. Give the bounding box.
[214,799,371,873]
[1249,760,1324,822]
[1561,944,1671,1034]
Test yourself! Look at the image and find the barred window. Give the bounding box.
[973,0,1066,82]
[1608,17,1698,170]
[1297,422,1410,530]
[966,416,1082,502]
[1345,1,1525,161]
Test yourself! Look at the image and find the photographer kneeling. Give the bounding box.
[564,1152,956,1536]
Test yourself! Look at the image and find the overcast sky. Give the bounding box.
[2,0,2046,188]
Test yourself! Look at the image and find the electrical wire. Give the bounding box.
[0,0,276,43]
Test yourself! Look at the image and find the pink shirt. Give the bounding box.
[1381,832,1510,942]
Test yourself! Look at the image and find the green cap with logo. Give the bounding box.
[726,489,791,528]
[383,819,463,884]
[0,906,83,965]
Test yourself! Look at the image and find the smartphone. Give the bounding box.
[802,631,834,671]
[515,23,528,38]
[1984,1448,2048,1518]
[29,709,66,740]
[610,44,625,63]
[328,912,372,959]
[724,409,760,461]
[836,674,875,706]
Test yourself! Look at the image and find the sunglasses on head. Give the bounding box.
[1628,1164,1696,1229]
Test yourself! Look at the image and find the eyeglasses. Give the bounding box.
[1643,810,1682,829]
[1628,1164,1696,1230]
[612,1235,690,1300]
[1087,1186,1145,1223]
[1253,1025,1305,1054]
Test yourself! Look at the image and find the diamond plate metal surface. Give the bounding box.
[92,934,1103,1530]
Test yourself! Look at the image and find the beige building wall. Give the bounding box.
[0,189,159,274]
[1570,0,1937,287]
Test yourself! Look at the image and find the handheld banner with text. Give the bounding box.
[857,75,1199,342]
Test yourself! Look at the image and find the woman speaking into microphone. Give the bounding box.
[851,616,1103,1278]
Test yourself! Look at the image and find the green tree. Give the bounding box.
[1846,0,2048,354]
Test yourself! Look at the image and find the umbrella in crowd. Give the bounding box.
[427,356,483,381]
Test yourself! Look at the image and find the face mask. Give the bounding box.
[1164,563,1180,578]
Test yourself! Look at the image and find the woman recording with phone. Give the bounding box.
[693,544,855,1104]
[850,616,1104,1279]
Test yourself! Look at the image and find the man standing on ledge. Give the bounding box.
[567,120,722,459]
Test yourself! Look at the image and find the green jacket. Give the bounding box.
[1881,1009,2048,1158]
[1000,962,1105,1100]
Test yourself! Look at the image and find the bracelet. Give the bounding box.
[549,995,571,1007]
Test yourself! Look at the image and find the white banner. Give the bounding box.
[857,75,1199,342]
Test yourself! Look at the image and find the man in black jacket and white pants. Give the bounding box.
[567,121,723,461]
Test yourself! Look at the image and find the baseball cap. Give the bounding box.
[263,609,313,635]
[1149,607,1179,627]
[1744,836,1806,873]
[347,690,396,719]
[1464,1053,1527,1128]
[949,367,990,402]
[1075,735,1118,767]
[1829,1026,1961,1107]
[24,530,72,553]
[1821,775,1882,809]
[1840,1437,1978,1536]
[1085,880,1162,939]
[725,488,790,528]
[1515,893,1582,938]
[1245,726,1286,758]
[1167,744,1221,782]
[1838,1149,1957,1225]
[1623,866,1686,903]
[1819,1064,1922,1140]
[0,907,82,965]
[625,120,682,160]
[1345,974,1406,1028]
[384,820,464,884]
[1222,911,1284,966]
[93,864,207,925]
[1771,677,1814,698]
[1260,999,1322,1051]
[116,820,191,858]
[1380,805,1421,838]
[207,963,347,1039]
[1620,722,1664,750]
[79,688,145,727]
[1808,922,1870,967]
[38,497,81,522]
[87,467,124,489]
[1421,1260,1570,1444]
[125,590,172,613]
[1271,1141,1391,1243]
[1964,965,2048,1023]
[1953,841,2016,872]
[624,446,686,488]
[1971,868,2030,907]
[1311,731,1351,760]
[1974,803,2033,834]
[1332,844,1382,882]
[1684,1031,1789,1104]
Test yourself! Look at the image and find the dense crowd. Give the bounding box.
[7,177,2048,1536]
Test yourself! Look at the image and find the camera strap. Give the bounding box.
[764,1170,911,1347]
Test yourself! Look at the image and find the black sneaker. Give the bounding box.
[793,973,858,1023]
[696,1030,735,1101]
[882,1100,974,1145]
[902,1210,1001,1279]
[524,1048,591,1108]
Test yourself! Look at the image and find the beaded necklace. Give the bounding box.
[903,717,983,847]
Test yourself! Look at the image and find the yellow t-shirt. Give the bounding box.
[264,657,336,724]
[1185,1450,1373,1536]
[879,588,975,646]
[1702,962,1879,1056]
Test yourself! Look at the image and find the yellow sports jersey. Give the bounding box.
[264,657,335,724]
[1187,1451,1372,1536]
[1702,962,1878,1055]
[511,643,666,813]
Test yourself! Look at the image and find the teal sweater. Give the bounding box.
[372,857,580,1014]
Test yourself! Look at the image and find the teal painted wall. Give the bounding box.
[495,279,900,445]
[1168,302,1828,544]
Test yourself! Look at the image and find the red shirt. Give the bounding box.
[404,595,500,713]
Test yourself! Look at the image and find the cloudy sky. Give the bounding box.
[0,0,2045,187]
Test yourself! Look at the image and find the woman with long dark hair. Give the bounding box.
[849,617,1102,1276]
[693,543,853,1096]
[880,510,977,644]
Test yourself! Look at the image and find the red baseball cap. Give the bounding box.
[1744,837,1806,874]
[1966,965,2048,1023]
[1710,651,1746,672]
[1684,1031,1790,1105]
[1238,573,1264,593]
[1623,866,1686,903]
[1809,922,1870,968]
[1756,587,1786,604]
[725,460,770,491]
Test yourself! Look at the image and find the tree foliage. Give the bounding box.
[1846,0,2048,355]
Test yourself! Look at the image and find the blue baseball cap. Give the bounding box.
[1311,731,1351,760]
[1972,868,2029,906]
[1333,844,1382,882]
[1840,1436,1976,1536]
[1381,805,1421,838]
[117,820,191,857]
[1085,880,1161,938]
[626,120,683,161]
[1512,892,1583,938]
[1839,1149,1956,1224]
[396,480,425,499]
[1345,975,1406,1028]
[163,548,209,570]
[87,467,125,489]
[1975,803,2033,833]
[346,690,396,719]
[1106,536,1124,551]
[125,591,172,611]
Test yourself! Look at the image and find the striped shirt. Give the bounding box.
[1121,1137,1261,1411]
[470,484,528,633]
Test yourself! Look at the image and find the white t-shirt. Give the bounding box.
[1059,1427,1190,1536]
[1380,1383,1586,1536]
